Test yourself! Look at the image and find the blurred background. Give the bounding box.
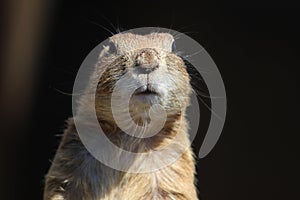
[1,0,299,199]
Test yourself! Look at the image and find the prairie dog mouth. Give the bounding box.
[133,85,159,96]
[131,84,161,106]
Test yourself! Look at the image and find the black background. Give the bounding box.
[2,1,300,199]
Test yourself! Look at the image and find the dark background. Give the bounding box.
[1,1,299,200]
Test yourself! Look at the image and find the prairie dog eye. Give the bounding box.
[171,41,176,52]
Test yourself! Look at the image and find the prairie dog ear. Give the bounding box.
[98,45,110,60]
[98,40,117,60]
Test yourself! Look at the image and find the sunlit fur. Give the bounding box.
[44,33,198,200]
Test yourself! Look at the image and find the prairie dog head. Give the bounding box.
[93,32,192,130]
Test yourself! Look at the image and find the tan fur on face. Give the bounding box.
[44,33,198,200]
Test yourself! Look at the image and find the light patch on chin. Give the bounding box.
[130,94,160,106]
[51,194,64,200]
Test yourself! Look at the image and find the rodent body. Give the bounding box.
[44,32,198,200]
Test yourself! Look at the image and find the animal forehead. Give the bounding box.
[109,33,174,54]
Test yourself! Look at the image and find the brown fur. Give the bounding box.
[44,33,198,200]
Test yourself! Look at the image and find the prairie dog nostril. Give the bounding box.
[135,48,160,72]
[135,63,159,73]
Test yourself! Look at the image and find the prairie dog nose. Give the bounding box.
[135,48,160,73]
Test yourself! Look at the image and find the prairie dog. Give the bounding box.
[44,32,198,200]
